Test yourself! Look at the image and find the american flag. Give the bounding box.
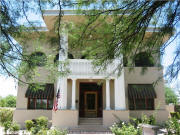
[53,89,60,111]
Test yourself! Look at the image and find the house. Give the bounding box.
[13,10,169,130]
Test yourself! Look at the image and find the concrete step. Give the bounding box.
[79,118,103,125]
[68,125,111,134]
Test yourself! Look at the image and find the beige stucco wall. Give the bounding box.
[124,67,166,110]
[52,110,78,129]
[166,104,175,117]
[13,110,52,128]
[103,110,129,127]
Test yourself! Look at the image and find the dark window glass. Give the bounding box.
[129,98,154,110]
[86,94,96,110]
[48,99,53,109]
[136,99,146,110]
[146,99,154,110]
[29,98,35,109]
[41,99,47,109]
[129,99,135,110]
[134,52,154,67]
[36,99,41,109]
[28,98,53,110]
[30,52,47,67]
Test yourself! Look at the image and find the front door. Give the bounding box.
[84,91,97,117]
[79,83,102,118]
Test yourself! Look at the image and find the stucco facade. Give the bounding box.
[13,10,168,130]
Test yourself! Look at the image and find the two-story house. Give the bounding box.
[13,10,169,130]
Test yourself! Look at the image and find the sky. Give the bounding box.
[0,2,179,97]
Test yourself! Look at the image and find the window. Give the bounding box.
[129,98,154,110]
[28,98,53,110]
[30,52,47,67]
[134,52,154,67]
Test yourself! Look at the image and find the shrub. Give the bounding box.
[0,108,13,125]
[25,116,49,135]
[36,116,48,129]
[9,122,20,134]
[25,120,34,131]
[130,115,156,127]
[110,122,139,135]
[165,117,180,134]
[3,121,12,133]
[48,128,67,135]
[170,112,180,119]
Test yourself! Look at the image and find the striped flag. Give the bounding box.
[53,89,60,111]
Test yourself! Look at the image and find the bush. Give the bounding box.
[48,128,67,135]
[165,117,180,134]
[0,108,13,125]
[130,115,156,127]
[9,122,20,134]
[110,122,139,135]
[25,116,49,135]
[170,112,180,119]
[36,116,48,129]
[25,120,34,131]
[3,121,12,133]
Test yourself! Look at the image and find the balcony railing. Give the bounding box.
[68,59,119,76]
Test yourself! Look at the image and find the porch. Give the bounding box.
[53,58,129,128]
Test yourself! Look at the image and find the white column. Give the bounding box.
[57,27,68,110]
[71,78,76,110]
[114,69,126,110]
[57,77,67,110]
[106,79,111,110]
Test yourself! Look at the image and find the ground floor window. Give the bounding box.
[129,98,154,110]
[28,98,53,110]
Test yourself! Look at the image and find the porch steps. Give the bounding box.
[68,118,111,134]
[79,118,103,125]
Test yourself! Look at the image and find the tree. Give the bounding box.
[165,87,178,104]
[0,0,180,83]
[0,95,16,107]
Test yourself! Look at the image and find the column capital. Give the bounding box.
[71,78,77,81]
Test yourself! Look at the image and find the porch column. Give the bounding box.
[106,79,111,110]
[71,78,76,110]
[114,69,126,110]
[57,27,68,110]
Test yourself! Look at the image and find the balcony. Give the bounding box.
[68,59,119,78]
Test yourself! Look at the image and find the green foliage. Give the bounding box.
[9,122,20,133]
[170,112,180,119]
[25,120,34,131]
[165,87,178,104]
[110,122,139,135]
[0,108,13,126]
[165,117,180,135]
[36,116,48,129]
[25,116,49,135]
[3,121,12,133]
[131,115,156,127]
[48,129,67,135]
[0,95,16,107]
